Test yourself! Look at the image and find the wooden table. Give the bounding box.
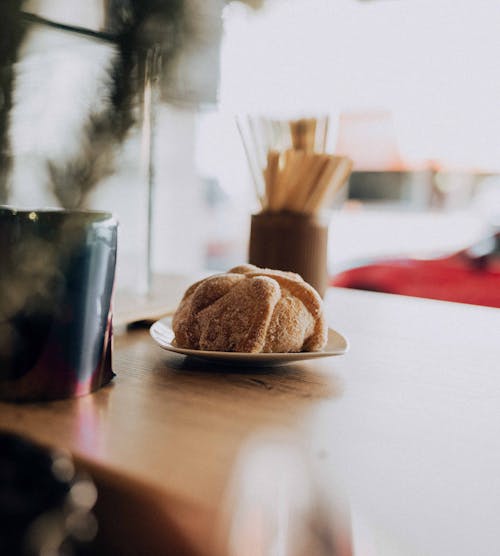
[1,288,499,555]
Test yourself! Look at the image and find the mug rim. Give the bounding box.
[0,205,116,225]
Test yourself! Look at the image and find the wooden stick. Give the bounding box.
[279,152,313,211]
[264,150,280,211]
[284,154,330,212]
[304,156,353,213]
[304,118,317,152]
[289,120,301,150]
[272,149,304,211]
[290,118,316,152]
[302,156,341,213]
[302,154,331,202]
[326,156,353,205]
[276,150,306,210]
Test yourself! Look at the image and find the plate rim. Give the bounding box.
[149,317,349,361]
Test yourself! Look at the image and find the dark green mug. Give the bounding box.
[0,207,117,401]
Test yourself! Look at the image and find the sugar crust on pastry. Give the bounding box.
[172,265,327,353]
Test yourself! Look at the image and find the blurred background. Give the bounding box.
[157,0,500,290]
[1,0,499,296]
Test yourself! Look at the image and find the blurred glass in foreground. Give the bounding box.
[0,431,98,556]
[219,431,352,556]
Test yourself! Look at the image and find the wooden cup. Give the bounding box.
[249,211,329,297]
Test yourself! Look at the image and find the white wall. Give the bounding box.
[217,0,500,170]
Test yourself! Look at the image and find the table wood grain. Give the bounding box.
[1,288,499,555]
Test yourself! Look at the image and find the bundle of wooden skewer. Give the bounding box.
[238,116,353,214]
[263,148,352,213]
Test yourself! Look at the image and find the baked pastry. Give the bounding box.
[172,264,327,353]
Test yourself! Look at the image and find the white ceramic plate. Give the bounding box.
[150,317,349,366]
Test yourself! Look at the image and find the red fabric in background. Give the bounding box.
[331,252,500,308]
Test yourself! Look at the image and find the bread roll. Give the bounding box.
[172,265,327,353]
